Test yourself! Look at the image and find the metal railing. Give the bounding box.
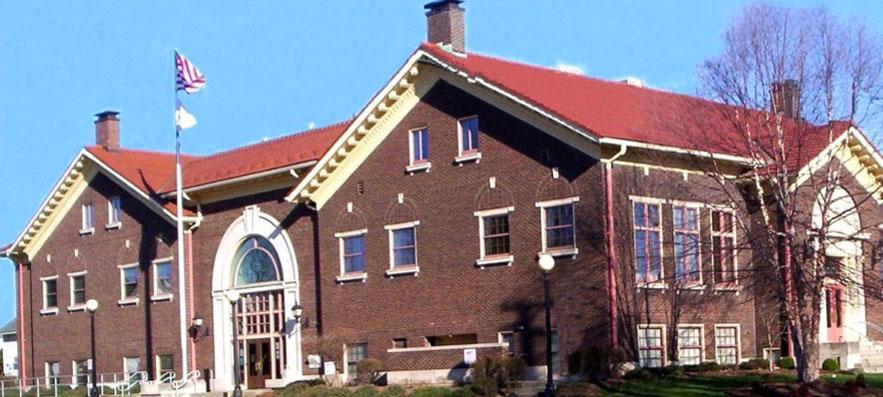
[0,371,153,397]
[113,372,146,397]
[171,371,200,397]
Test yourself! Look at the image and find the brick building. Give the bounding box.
[4,0,883,391]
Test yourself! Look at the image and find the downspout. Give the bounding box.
[602,145,628,351]
[16,261,26,379]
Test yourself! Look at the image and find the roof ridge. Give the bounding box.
[186,119,353,165]
[86,145,198,159]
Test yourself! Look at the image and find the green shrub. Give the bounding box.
[450,387,476,397]
[300,386,353,397]
[623,368,654,380]
[471,357,502,396]
[777,356,796,370]
[379,385,407,397]
[279,382,312,397]
[500,356,527,387]
[356,358,384,384]
[408,387,453,397]
[352,386,379,397]
[821,358,839,371]
[856,373,867,388]
[738,359,770,370]
[554,383,597,397]
[569,346,627,380]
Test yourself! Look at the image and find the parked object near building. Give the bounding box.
[2,1,883,393]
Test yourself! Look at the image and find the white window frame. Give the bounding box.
[676,324,705,365]
[122,356,141,377]
[672,202,703,287]
[118,263,140,305]
[155,354,174,380]
[385,221,420,277]
[714,324,741,365]
[344,342,368,378]
[637,324,666,368]
[335,229,368,282]
[107,196,122,229]
[151,258,174,301]
[406,127,431,173]
[80,203,94,235]
[536,197,580,257]
[67,271,87,312]
[709,206,740,290]
[40,275,59,315]
[498,331,516,356]
[474,206,515,267]
[73,359,89,386]
[455,115,482,164]
[631,197,665,288]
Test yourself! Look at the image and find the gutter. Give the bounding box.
[161,160,317,199]
[602,144,628,350]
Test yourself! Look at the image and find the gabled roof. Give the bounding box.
[0,318,16,335]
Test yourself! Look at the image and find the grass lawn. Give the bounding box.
[595,372,883,396]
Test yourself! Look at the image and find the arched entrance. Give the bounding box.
[212,206,303,390]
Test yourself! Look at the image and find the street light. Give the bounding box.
[85,299,99,397]
[537,254,555,397]
[225,290,242,397]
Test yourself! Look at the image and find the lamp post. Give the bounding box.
[292,302,303,324]
[538,254,555,397]
[225,290,242,397]
[85,299,99,397]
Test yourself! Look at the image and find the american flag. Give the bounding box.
[175,51,206,94]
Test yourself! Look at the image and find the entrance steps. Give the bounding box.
[140,380,207,397]
[857,340,883,373]
[187,389,271,397]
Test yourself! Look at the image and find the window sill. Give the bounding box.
[67,304,86,312]
[151,294,173,302]
[336,272,368,283]
[40,308,59,316]
[454,151,482,164]
[637,282,668,290]
[78,228,95,236]
[676,284,706,291]
[105,222,121,230]
[386,266,419,278]
[539,247,578,258]
[405,162,431,174]
[714,283,741,293]
[118,297,140,306]
[475,255,514,268]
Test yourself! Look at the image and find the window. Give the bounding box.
[346,343,367,375]
[637,326,664,368]
[108,196,122,227]
[426,334,478,346]
[711,209,737,285]
[458,116,480,156]
[550,330,560,374]
[157,354,174,380]
[499,332,516,356]
[634,201,663,284]
[392,338,408,349]
[45,362,60,385]
[537,197,579,255]
[42,277,58,311]
[336,230,367,279]
[673,205,701,284]
[677,326,703,365]
[714,326,739,365]
[74,360,88,386]
[475,207,514,266]
[408,128,430,171]
[153,260,173,299]
[120,264,138,302]
[124,356,141,377]
[386,222,419,275]
[81,203,94,233]
[69,273,86,307]
[233,236,281,285]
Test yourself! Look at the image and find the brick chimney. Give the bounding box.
[425,0,465,53]
[771,80,800,119]
[94,110,120,150]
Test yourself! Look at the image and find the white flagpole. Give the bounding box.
[174,49,190,378]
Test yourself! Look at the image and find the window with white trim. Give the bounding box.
[499,331,516,356]
[673,205,701,284]
[677,326,702,365]
[714,326,739,365]
[120,264,138,301]
[153,260,173,298]
[386,222,419,272]
[42,277,58,310]
[157,354,174,379]
[108,196,122,227]
[81,203,94,232]
[346,343,367,375]
[476,207,514,265]
[637,326,664,368]
[711,209,737,285]
[458,116,480,155]
[123,356,141,377]
[409,128,430,165]
[69,273,86,306]
[336,230,367,277]
[45,361,60,383]
[74,359,88,385]
[634,201,662,284]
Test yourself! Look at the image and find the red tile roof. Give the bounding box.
[419,43,850,167]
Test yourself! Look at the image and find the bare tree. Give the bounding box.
[695,3,883,383]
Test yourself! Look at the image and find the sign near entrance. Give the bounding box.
[323,361,337,375]
[308,355,322,369]
[463,348,477,365]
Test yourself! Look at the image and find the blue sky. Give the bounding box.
[1,1,882,323]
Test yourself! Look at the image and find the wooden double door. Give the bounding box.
[246,338,272,388]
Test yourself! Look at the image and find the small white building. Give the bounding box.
[0,319,17,377]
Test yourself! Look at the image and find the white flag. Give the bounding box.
[175,101,197,130]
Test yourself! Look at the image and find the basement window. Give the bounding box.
[425,333,478,347]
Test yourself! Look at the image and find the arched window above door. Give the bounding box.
[233,236,281,286]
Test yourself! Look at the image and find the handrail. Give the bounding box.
[158,371,177,384]
[114,371,147,397]
[171,370,200,395]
